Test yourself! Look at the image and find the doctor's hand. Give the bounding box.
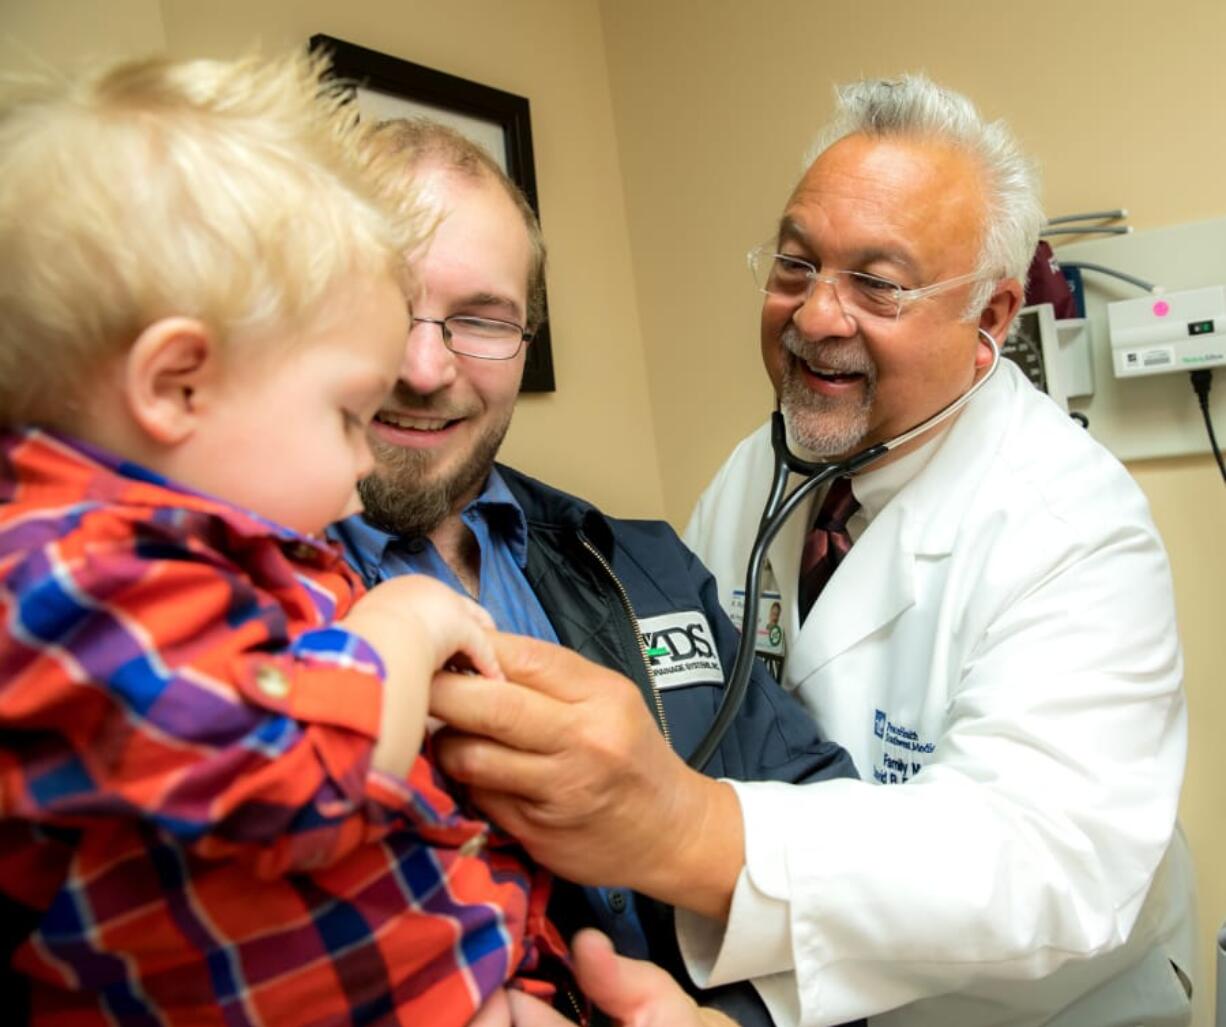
[506,930,740,1027]
[430,633,743,920]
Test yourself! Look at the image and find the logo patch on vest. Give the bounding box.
[637,611,724,690]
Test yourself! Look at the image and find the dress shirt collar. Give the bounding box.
[331,467,530,577]
[848,434,942,527]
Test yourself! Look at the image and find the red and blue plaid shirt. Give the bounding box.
[0,429,576,1025]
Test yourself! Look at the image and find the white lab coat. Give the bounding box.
[680,360,1196,1027]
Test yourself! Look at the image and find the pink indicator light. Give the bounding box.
[1153,300,1170,317]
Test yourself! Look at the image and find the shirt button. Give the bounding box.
[286,541,318,563]
[608,890,628,914]
[458,830,487,858]
[254,665,291,699]
[406,538,427,555]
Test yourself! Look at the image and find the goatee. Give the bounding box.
[779,325,877,457]
[358,417,510,538]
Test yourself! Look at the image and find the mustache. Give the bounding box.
[780,325,876,376]
[380,381,474,420]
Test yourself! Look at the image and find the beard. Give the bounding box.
[358,390,515,538]
[777,324,878,458]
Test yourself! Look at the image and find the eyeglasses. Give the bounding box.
[411,315,531,360]
[747,246,986,322]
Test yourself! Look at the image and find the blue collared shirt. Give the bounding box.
[330,469,559,641]
[330,468,651,959]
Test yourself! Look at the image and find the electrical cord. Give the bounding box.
[1190,370,1226,483]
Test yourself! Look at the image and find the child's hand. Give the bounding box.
[382,575,501,679]
[339,575,500,778]
[348,575,501,679]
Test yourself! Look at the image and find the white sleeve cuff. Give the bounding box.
[676,780,798,986]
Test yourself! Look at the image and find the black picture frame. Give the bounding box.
[310,34,555,393]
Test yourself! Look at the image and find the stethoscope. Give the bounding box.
[687,328,1001,770]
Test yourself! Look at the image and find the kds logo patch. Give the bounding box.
[637,611,724,690]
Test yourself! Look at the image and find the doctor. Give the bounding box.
[435,74,1196,1026]
[683,75,1195,1025]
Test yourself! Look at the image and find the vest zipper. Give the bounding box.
[577,535,672,749]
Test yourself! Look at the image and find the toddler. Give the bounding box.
[0,50,575,1024]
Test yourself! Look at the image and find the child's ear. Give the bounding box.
[123,318,218,445]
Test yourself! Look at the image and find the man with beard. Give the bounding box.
[330,118,855,1026]
[429,78,1196,1027]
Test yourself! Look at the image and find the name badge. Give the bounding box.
[728,563,786,682]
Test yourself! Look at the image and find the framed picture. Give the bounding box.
[310,34,556,393]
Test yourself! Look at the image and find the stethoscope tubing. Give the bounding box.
[686,329,1001,770]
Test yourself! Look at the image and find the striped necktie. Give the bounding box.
[798,476,860,623]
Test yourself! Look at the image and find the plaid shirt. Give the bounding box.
[0,429,576,1025]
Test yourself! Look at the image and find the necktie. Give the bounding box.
[798,476,860,623]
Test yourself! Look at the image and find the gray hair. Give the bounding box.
[805,74,1044,315]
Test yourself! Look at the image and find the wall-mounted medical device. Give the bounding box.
[1003,303,1095,411]
[1106,285,1226,378]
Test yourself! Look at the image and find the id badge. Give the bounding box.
[728,563,786,682]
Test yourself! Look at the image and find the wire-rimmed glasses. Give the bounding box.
[411,315,531,360]
[747,246,985,322]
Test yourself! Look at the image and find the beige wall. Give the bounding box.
[4,0,1224,1021]
[599,2,1226,1023]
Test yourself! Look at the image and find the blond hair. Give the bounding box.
[370,117,547,332]
[0,50,425,427]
